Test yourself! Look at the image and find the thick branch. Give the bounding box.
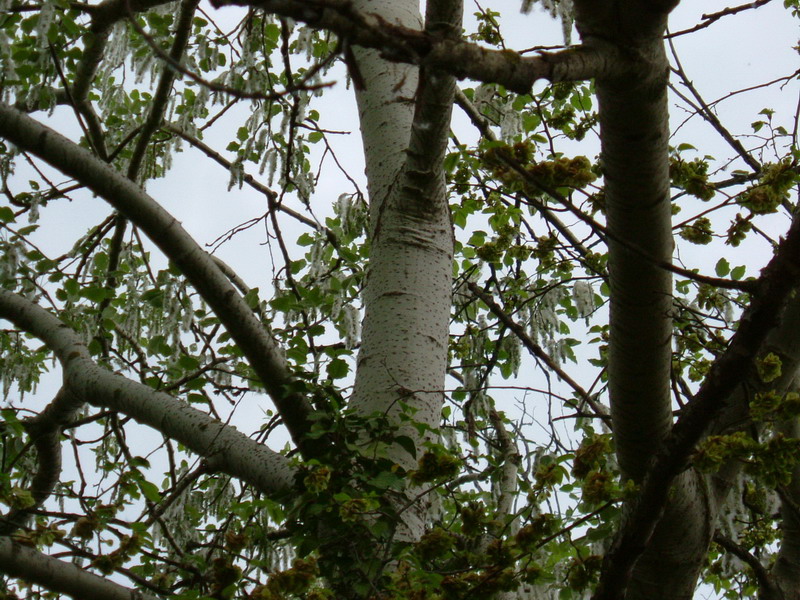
[593,39,675,482]
[211,0,638,93]
[0,104,321,457]
[0,288,296,498]
[714,533,784,600]
[396,0,461,220]
[0,389,83,535]
[593,213,800,600]
[0,537,159,600]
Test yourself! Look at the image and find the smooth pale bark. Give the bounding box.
[348,0,421,237]
[0,104,321,457]
[576,3,675,484]
[598,57,675,480]
[594,41,710,596]
[348,0,457,543]
[621,472,713,600]
[0,289,296,497]
[0,538,159,600]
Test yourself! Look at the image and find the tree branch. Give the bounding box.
[667,0,774,38]
[211,0,640,94]
[126,0,200,181]
[713,533,783,600]
[73,0,176,103]
[396,0,461,217]
[468,282,610,423]
[481,142,756,293]
[0,289,296,498]
[0,388,83,535]
[593,213,800,600]
[0,103,323,458]
[0,537,159,600]
[668,41,761,172]
[165,124,336,240]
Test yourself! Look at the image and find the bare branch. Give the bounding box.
[0,537,160,600]
[165,124,335,238]
[468,281,610,423]
[667,0,775,38]
[0,103,324,458]
[668,40,761,172]
[0,286,296,498]
[211,0,642,93]
[593,213,800,600]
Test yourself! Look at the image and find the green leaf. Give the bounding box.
[81,286,111,302]
[139,480,162,503]
[178,355,200,370]
[326,358,349,379]
[0,206,15,223]
[368,471,401,490]
[297,233,315,246]
[715,258,730,277]
[148,336,172,357]
[244,287,261,309]
[271,295,296,312]
[395,435,417,459]
[87,338,102,356]
[731,265,746,280]
[63,278,79,297]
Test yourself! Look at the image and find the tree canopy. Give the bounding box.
[0,0,799,599]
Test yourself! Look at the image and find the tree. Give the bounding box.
[0,0,798,598]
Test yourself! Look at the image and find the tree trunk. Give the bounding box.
[349,0,456,530]
[572,2,714,598]
[772,412,800,600]
[576,0,675,485]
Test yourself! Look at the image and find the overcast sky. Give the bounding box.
[3,3,799,551]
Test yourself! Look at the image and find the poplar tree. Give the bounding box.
[0,0,798,598]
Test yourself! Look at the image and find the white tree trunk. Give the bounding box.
[349,0,456,542]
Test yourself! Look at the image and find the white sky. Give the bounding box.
[1,5,798,593]
[4,0,795,434]
[18,0,799,282]
[3,0,795,451]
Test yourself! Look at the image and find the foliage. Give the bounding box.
[0,0,798,599]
